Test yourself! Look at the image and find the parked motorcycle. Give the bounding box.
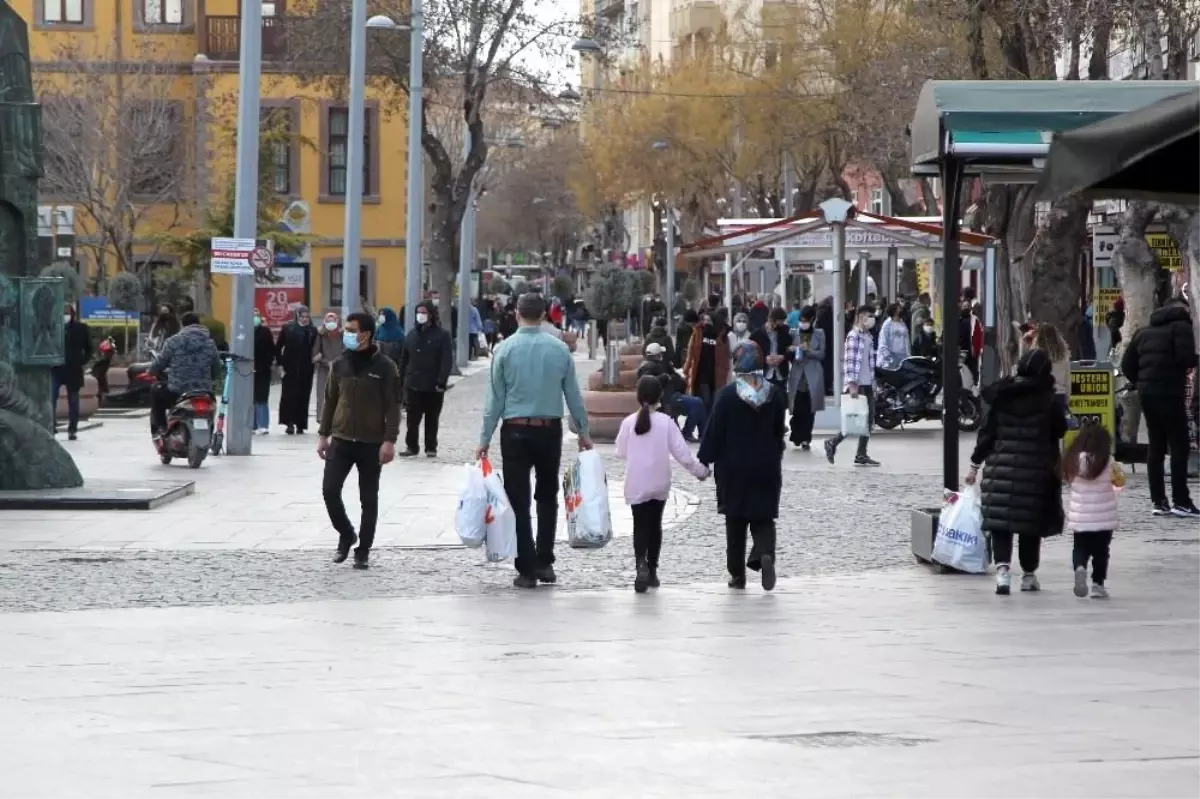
[102,348,160,408]
[90,337,115,403]
[154,389,217,469]
[875,354,983,432]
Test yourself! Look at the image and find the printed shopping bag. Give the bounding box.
[454,461,490,547]
[840,395,870,437]
[931,486,988,573]
[481,458,517,562]
[563,450,613,549]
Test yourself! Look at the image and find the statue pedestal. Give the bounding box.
[0,479,194,510]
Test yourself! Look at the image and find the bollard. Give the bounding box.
[603,341,619,386]
[587,320,597,360]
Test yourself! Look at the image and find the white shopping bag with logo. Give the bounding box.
[932,486,988,573]
[563,450,613,549]
[480,458,517,562]
[840,395,871,437]
[454,461,490,548]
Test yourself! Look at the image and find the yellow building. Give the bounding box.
[24,0,410,329]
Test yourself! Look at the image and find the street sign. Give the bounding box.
[1145,233,1183,271]
[250,246,274,271]
[1092,228,1117,267]
[211,237,257,275]
[1066,361,1115,451]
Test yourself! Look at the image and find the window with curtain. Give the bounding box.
[44,0,85,23]
[327,107,373,197]
[261,108,292,195]
[143,0,183,24]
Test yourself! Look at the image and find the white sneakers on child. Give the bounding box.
[995,567,1011,595]
[1020,573,1040,592]
[1074,566,1088,597]
[1090,583,1109,599]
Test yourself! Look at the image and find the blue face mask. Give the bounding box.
[342,331,360,351]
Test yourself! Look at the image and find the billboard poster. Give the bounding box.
[255,264,308,338]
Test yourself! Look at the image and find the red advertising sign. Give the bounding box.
[255,265,307,338]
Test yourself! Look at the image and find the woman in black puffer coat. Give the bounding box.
[965,349,1066,596]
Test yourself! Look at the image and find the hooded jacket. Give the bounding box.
[971,358,1066,537]
[1120,304,1197,399]
[374,307,406,366]
[150,324,221,395]
[398,301,453,393]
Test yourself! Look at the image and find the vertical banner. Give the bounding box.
[255,265,309,338]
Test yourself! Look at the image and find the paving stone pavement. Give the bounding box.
[0,357,1196,613]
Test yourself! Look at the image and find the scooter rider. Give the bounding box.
[148,312,221,438]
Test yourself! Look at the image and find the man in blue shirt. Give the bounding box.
[477,293,593,588]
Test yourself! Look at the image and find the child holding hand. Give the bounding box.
[616,375,709,593]
[1064,424,1123,599]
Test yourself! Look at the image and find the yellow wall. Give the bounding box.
[23,0,410,327]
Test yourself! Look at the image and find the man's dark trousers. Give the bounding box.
[322,438,383,552]
[500,420,562,577]
[1142,394,1193,507]
[406,389,445,453]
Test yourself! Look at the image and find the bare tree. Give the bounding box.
[36,40,189,301]
[284,0,576,309]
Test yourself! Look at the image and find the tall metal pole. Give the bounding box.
[723,252,732,313]
[832,223,845,399]
[226,0,263,456]
[664,204,675,338]
[339,0,368,320]
[403,0,425,329]
[455,131,473,367]
[940,159,964,492]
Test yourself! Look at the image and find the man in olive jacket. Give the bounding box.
[317,312,402,569]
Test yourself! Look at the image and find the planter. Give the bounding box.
[587,369,639,390]
[618,342,644,357]
[619,354,642,370]
[573,388,639,442]
[56,375,99,420]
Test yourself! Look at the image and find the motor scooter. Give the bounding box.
[104,347,160,408]
[154,387,217,469]
[90,337,115,403]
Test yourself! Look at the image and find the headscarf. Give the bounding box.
[293,305,311,325]
[320,311,341,336]
[375,307,405,342]
[731,341,773,408]
[1017,348,1052,379]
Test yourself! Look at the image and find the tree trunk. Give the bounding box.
[1113,201,1161,444]
[1027,194,1089,355]
[1160,206,1200,351]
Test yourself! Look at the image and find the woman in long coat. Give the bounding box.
[965,349,1067,596]
[252,309,276,433]
[311,311,344,423]
[786,305,825,449]
[697,341,787,591]
[275,305,318,434]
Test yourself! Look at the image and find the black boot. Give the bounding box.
[334,533,357,564]
[647,567,660,589]
[352,548,370,570]
[634,558,650,593]
[728,574,746,589]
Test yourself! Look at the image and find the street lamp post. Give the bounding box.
[404,0,426,330]
[455,130,475,368]
[225,0,264,456]
[339,0,371,321]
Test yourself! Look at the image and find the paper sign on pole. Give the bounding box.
[211,237,256,275]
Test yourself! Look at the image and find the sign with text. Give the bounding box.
[1066,362,1115,451]
[255,265,308,338]
[78,296,138,327]
[1145,233,1183,271]
[211,237,257,275]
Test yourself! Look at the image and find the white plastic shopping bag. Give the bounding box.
[840,395,871,437]
[454,462,490,548]
[481,458,517,562]
[932,486,988,573]
[563,450,613,549]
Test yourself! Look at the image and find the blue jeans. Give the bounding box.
[253,403,270,429]
[677,394,707,439]
[51,374,80,433]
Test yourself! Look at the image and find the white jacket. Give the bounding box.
[1066,456,1119,532]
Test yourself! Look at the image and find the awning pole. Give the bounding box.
[941,157,965,493]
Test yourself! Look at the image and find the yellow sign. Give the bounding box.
[1066,364,1115,451]
[1146,233,1183,271]
[1093,286,1121,318]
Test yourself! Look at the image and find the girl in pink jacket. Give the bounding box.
[1064,424,1124,599]
[616,375,709,593]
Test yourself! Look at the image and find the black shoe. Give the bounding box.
[1171,502,1200,518]
[800,442,811,451]
[285,426,295,435]
[683,433,699,443]
[1152,501,1173,517]
[399,448,419,458]
[647,568,660,589]
[760,554,777,591]
[296,427,306,435]
[824,439,836,464]
[334,533,357,563]
[352,550,370,570]
[854,455,881,467]
[513,574,538,589]
[634,559,650,593]
[67,432,78,441]
[535,565,557,584]
[425,450,438,459]
[728,575,746,589]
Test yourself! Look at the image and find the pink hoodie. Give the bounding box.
[1066,456,1120,532]
[615,410,707,504]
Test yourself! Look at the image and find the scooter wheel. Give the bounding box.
[187,448,206,469]
[159,454,172,465]
[211,433,223,456]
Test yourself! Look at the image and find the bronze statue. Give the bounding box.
[0,0,82,490]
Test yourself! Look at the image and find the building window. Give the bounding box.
[43,0,85,23]
[325,260,374,311]
[261,107,294,196]
[142,0,182,24]
[870,188,885,215]
[326,106,374,197]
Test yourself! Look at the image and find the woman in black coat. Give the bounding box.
[697,340,787,591]
[52,303,92,439]
[815,298,835,396]
[965,349,1066,596]
[252,309,276,433]
[275,305,318,434]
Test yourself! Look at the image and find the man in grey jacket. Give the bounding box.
[148,312,221,437]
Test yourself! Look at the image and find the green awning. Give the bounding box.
[910,80,1199,172]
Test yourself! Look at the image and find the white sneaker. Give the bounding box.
[259,428,270,435]
[995,566,1011,595]
[1073,566,1088,598]
[1020,573,1041,592]
[1090,583,1109,599]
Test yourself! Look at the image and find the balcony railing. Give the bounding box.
[203,16,289,62]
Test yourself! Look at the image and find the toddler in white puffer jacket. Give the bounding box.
[1064,424,1124,599]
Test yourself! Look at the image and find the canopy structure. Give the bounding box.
[909,79,1196,492]
[1035,89,1199,205]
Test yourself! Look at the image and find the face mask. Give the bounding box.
[324,320,337,331]
[343,331,361,350]
[377,317,385,327]
[862,317,876,330]
[923,325,934,334]
[734,322,747,333]
[63,314,72,324]
[799,322,811,331]
[416,313,429,325]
